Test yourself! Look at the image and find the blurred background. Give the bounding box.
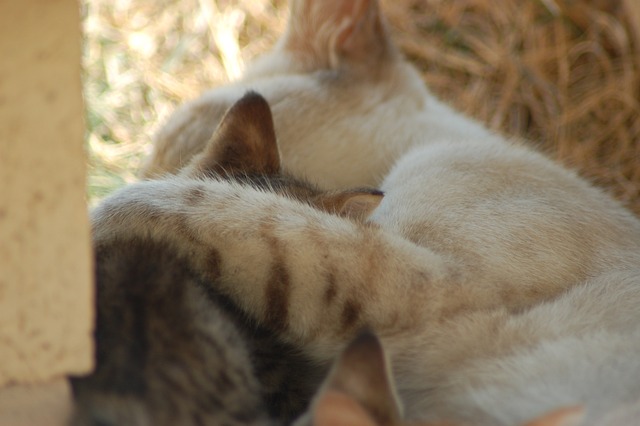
[82,0,640,214]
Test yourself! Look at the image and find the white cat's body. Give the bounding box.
[376,140,640,424]
[121,0,640,424]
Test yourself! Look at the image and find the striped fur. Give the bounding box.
[71,93,384,426]
[70,237,271,426]
[105,0,640,424]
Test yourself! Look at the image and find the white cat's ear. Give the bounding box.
[311,331,402,426]
[183,91,280,178]
[283,0,395,70]
[523,406,584,426]
[313,189,383,222]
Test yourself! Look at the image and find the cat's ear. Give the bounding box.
[311,331,402,426]
[313,391,379,426]
[183,91,280,178]
[313,189,383,222]
[283,0,395,70]
[523,406,584,426]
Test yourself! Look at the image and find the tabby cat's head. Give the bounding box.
[181,91,384,222]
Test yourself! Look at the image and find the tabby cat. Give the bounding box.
[98,0,640,425]
[70,93,383,426]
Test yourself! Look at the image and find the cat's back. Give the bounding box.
[448,268,640,426]
[70,237,270,426]
[372,139,640,302]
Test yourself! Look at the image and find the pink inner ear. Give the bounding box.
[523,406,584,426]
[334,0,377,49]
[284,0,387,70]
[291,0,371,26]
[314,391,379,426]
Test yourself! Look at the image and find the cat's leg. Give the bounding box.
[93,177,602,363]
[92,178,454,357]
[388,268,640,423]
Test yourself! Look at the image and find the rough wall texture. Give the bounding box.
[0,0,93,386]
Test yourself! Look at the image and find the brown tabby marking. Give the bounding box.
[206,248,222,283]
[341,299,363,330]
[184,185,207,207]
[324,274,338,305]
[264,231,292,332]
[71,238,268,426]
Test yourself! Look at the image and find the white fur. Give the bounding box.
[127,0,640,424]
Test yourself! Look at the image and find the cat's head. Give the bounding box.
[243,0,397,79]
[141,0,427,186]
[180,90,384,222]
[296,330,403,426]
[301,331,584,426]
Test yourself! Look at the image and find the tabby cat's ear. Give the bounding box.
[313,189,383,222]
[312,331,401,426]
[313,391,378,426]
[283,0,394,70]
[523,406,584,426]
[183,91,280,178]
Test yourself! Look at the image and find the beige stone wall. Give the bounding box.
[0,0,93,392]
[0,380,73,426]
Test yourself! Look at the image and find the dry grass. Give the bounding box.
[82,0,287,204]
[83,0,640,214]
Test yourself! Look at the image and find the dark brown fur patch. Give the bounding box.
[264,262,290,331]
[184,185,206,207]
[324,273,338,305]
[262,228,291,331]
[205,248,222,282]
[341,299,362,330]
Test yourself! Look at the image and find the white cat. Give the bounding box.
[105,0,640,425]
[141,0,497,190]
